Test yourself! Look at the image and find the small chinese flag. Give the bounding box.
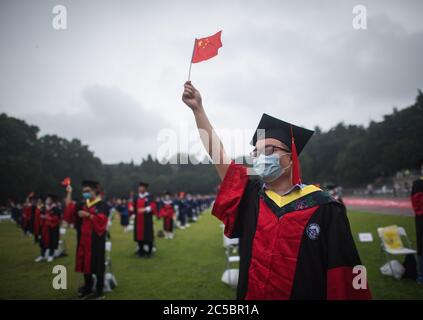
[192,30,223,63]
[61,177,71,186]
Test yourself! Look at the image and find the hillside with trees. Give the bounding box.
[1,90,422,203]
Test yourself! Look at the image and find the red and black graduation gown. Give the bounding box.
[63,201,77,226]
[73,199,108,275]
[212,161,372,300]
[159,200,175,232]
[22,204,35,233]
[64,201,83,256]
[33,206,43,243]
[132,193,155,243]
[41,205,61,251]
[411,177,423,255]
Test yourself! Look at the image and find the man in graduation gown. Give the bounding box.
[182,81,371,300]
[131,182,155,257]
[65,180,109,299]
[176,192,189,229]
[33,198,44,245]
[9,199,21,226]
[36,194,61,262]
[159,191,176,239]
[186,193,198,222]
[411,160,423,284]
[22,193,36,235]
[116,198,130,230]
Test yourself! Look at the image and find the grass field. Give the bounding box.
[0,209,422,300]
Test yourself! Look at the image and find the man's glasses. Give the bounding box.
[250,145,291,158]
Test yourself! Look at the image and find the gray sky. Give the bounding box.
[1,0,422,163]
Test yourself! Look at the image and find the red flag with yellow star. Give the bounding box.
[192,31,222,63]
[61,177,71,186]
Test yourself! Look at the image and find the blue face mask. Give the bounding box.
[253,153,288,183]
[83,192,92,200]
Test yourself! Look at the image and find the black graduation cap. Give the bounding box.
[81,180,100,189]
[250,113,314,154]
[164,191,172,196]
[250,113,314,185]
[138,181,149,188]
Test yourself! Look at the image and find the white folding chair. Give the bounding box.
[222,231,239,287]
[377,226,417,278]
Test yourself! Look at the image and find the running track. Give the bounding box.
[344,197,414,216]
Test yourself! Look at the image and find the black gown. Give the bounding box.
[133,193,154,243]
[212,161,372,300]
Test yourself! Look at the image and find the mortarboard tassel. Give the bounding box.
[290,125,301,185]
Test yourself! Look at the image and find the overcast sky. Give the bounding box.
[1,0,422,163]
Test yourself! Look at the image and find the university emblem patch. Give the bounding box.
[306,223,320,240]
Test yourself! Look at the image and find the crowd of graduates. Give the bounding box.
[6,179,215,299]
[1,81,422,301]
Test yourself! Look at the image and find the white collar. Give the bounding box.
[138,192,149,199]
[45,203,56,211]
[262,183,305,196]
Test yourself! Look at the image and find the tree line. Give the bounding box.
[1,90,422,203]
[301,90,423,187]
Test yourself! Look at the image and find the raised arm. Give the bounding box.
[62,185,77,226]
[182,81,230,180]
[64,185,73,206]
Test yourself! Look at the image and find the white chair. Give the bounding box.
[105,241,112,252]
[55,226,68,257]
[223,234,239,248]
[221,269,239,287]
[55,239,67,257]
[104,241,114,285]
[224,244,239,287]
[377,226,417,278]
[222,223,239,247]
[222,231,239,287]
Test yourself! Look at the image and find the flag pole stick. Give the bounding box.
[188,38,196,81]
[188,62,193,81]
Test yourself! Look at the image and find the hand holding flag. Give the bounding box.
[61,177,71,186]
[182,81,202,112]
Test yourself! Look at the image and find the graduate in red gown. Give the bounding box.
[130,182,155,257]
[182,81,371,300]
[65,180,109,299]
[33,198,44,245]
[22,193,36,235]
[35,194,61,262]
[411,159,423,284]
[159,191,176,239]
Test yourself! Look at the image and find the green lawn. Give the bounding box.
[0,209,421,299]
[348,211,422,299]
